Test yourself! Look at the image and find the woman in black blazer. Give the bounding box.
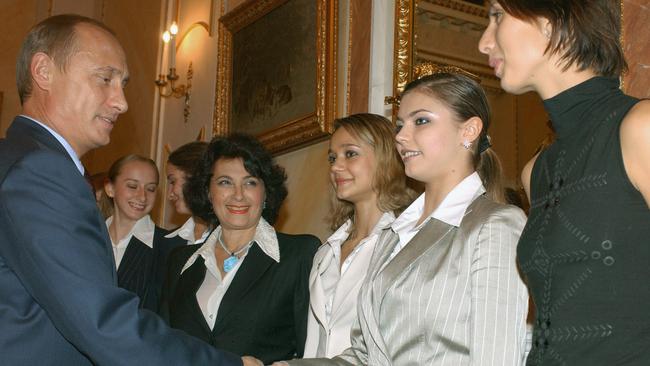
[160,134,319,364]
[103,154,182,312]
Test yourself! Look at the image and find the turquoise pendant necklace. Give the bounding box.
[218,232,253,272]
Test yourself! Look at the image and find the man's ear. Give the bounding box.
[30,52,54,92]
[461,116,483,143]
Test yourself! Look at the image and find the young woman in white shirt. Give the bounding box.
[164,141,211,245]
[303,113,414,358]
[285,69,529,366]
[103,154,179,312]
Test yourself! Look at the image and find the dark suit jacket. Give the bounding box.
[0,116,242,365]
[161,231,319,364]
[118,226,182,313]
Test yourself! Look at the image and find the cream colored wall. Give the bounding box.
[274,140,332,241]
[157,0,385,242]
[156,0,222,228]
[82,0,163,175]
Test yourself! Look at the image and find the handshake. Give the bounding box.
[243,356,291,366]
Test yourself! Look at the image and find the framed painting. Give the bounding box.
[213,0,337,154]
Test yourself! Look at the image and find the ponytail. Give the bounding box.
[475,148,507,204]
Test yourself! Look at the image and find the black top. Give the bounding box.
[117,225,181,313]
[160,231,319,364]
[518,77,650,365]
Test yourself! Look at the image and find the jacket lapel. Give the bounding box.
[374,218,455,306]
[175,256,212,334]
[213,243,273,332]
[354,228,399,362]
[117,238,153,300]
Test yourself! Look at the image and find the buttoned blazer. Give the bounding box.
[0,117,241,365]
[160,232,319,364]
[304,230,377,357]
[289,195,529,366]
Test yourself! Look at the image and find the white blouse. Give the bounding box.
[304,211,395,358]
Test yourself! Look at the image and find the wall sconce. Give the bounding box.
[156,22,193,122]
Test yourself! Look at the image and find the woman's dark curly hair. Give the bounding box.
[184,133,288,227]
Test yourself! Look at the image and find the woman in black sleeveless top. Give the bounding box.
[478,1,650,365]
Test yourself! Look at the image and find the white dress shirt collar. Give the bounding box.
[105,215,155,268]
[390,172,485,257]
[164,216,210,244]
[106,215,156,248]
[181,217,279,274]
[20,114,85,175]
[392,172,485,231]
[325,211,395,254]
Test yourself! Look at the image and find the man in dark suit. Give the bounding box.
[0,14,258,366]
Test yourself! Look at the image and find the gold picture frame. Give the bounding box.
[213,0,337,154]
[391,0,493,97]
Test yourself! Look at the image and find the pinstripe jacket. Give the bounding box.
[289,195,528,366]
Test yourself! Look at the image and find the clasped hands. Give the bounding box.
[241,356,290,366]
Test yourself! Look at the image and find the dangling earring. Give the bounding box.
[263,201,267,209]
[462,140,473,150]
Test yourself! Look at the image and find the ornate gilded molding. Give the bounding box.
[345,1,353,115]
[390,0,504,103]
[392,0,415,97]
[420,0,488,19]
[213,0,337,153]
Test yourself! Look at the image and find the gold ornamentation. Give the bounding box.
[421,0,488,18]
[392,0,415,96]
[385,62,481,107]
[390,0,503,111]
[412,62,480,83]
[155,62,192,105]
[213,0,337,153]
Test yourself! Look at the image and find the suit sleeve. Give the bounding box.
[469,206,529,366]
[0,151,242,366]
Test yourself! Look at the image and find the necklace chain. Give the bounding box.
[217,231,253,257]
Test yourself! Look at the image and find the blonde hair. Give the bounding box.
[329,113,415,233]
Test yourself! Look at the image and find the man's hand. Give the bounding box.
[242,356,264,366]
